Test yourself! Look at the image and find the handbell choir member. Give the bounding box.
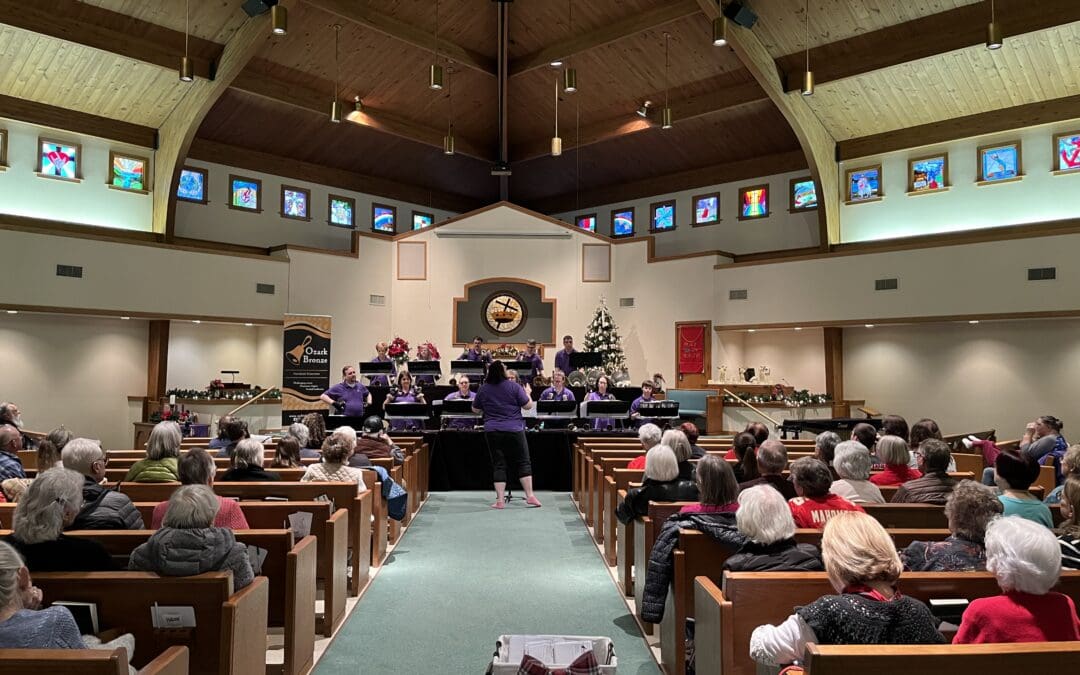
[520,339,544,384]
[630,379,659,428]
[554,335,576,376]
[459,336,492,365]
[413,342,439,387]
[368,341,396,387]
[539,369,576,429]
[385,371,426,431]
[585,374,617,431]
[443,374,477,430]
[320,365,372,417]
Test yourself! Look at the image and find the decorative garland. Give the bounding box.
[722,388,832,406]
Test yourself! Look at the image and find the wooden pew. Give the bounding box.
[633,501,694,635]
[863,502,1061,529]
[33,572,268,675]
[803,642,1080,674]
[694,570,1080,675]
[0,646,189,675]
[606,467,645,568]
[105,467,308,483]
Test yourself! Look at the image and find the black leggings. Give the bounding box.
[486,430,532,483]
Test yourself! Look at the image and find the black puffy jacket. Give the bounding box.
[615,478,698,524]
[723,538,824,572]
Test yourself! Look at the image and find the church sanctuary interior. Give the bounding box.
[2,0,1080,673]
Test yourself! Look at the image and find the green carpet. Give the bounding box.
[315,491,661,674]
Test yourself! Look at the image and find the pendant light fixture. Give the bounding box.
[800,0,814,96]
[330,24,342,123]
[712,0,728,47]
[552,77,563,156]
[986,0,1003,50]
[562,0,577,93]
[179,0,194,82]
[661,33,673,129]
[430,0,444,89]
[271,3,287,36]
[443,66,455,155]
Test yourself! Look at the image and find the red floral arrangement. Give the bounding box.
[209,378,224,389]
[416,341,441,360]
[387,337,411,365]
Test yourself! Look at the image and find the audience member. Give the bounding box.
[220,439,280,482]
[880,414,909,442]
[869,435,922,486]
[850,423,879,458]
[814,431,841,468]
[301,436,367,491]
[679,455,738,514]
[995,449,1053,527]
[352,416,402,467]
[1058,476,1080,569]
[726,485,823,572]
[829,440,885,504]
[626,423,662,470]
[1020,415,1066,464]
[130,485,253,589]
[616,446,698,523]
[285,422,319,459]
[730,432,759,483]
[0,540,84,649]
[680,422,706,459]
[750,512,945,665]
[724,422,769,460]
[35,427,73,471]
[61,438,143,530]
[0,425,26,481]
[954,516,1080,643]
[901,480,1003,571]
[151,449,248,529]
[123,421,181,482]
[3,469,113,571]
[909,417,954,470]
[0,404,32,450]
[738,440,796,500]
[214,418,249,459]
[272,437,303,468]
[891,439,956,504]
[662,429,695,480]
[302,413,327,451]
[788,457,864,527]
[1045,445,1080,504]
[207,415,235,451]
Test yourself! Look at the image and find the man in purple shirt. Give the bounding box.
[520,339,544,383]
[459,336,492,365]
[320,365,372,417]
[630,379,659,428]
[554,335,576,376]
[473,361,541,509]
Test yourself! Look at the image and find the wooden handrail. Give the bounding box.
[226,387,276,416]
[721,389,781,427]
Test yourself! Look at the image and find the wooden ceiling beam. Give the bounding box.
[526,149,807,214]
[509,0,702,77]
[188,138,483,214]
[696,0,839,245]
[775,0,1080,93]
[0,94,157,148]
[511,79,767,161]
[230,70,493,162]
[838,92,1080,161]
[302,0,496,76]
[0,0,219,80]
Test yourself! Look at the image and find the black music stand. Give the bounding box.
[439,398,480,429]
[504,360,536,379]
[407,361,442,383]
[450,360,486,379]
[584,399,631,431]
[569,352,603,370]
[637,400,681,428]
[383,402,431,426]
[359,361,393,385]
[536,399,578,420]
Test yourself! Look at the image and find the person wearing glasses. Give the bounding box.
[60,437,144,530]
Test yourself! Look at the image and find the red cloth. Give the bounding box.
[151,495,250,530]
[679,502,738,514]
[788,493,864,527]
[870,464,923,486]
[953,591,1080,644]
[627,455,646,470]
[723,448,736,460]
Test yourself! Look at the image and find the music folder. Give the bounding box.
[359,361,393,375]
[584,400,630,418]
[440,399,479,416]
[536,400,578,417]
[407,361,442,377]
[504,360,536,376]
[569,351,603,370]
[383,402,431,419]
[450,360,485,376]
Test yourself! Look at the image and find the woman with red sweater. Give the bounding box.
[954,516,1080,643]
[869,435,922,486]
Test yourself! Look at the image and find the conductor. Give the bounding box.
[472,360,542,510]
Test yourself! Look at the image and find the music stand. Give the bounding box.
[439,398,480,429]
[382,402,431,422]
[569,352,603,370]
[637,400,680,426]
[407,361,442,382]
[504,360,536,379]
[536,399,578,420]
[584,400,630,419]
[359,361,393,384]
[450,360,485,378]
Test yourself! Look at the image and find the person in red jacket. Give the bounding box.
[788,457,864,528]
[954,516,1080,643]
[869,434,923,486]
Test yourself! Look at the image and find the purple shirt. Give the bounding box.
[475,380,529,432]
[586,391,616,430]
[368,355,396,387]
[521,352,543,381]
[443,390,476,430]
[540,386,575,402]
[411,360,438,387]
[460,348,491,364]
[630,395,656,427]
[387,387,422,431]
[554,349,575,375]
[324,381,370,417]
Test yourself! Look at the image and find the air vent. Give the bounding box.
[256,283,276,295]
[1028,267,1056,281]
[618,298,634,308]
[875,278,898,291]
[369,294,386,306]
[728,289,748,300]
[56,264,83,278]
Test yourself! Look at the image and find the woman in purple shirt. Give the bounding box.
[443,374,477,431]
[473,361,541,509]
[586,374,617,431]
[630,379,658,428]
[385,371,426,431]
[368,342,396,388]
[539,369,576,429]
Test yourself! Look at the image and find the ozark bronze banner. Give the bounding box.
[281,314,331,424]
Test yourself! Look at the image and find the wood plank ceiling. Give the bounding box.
[2,1,1078,210]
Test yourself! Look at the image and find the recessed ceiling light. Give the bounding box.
[864,324,875,328]
[5,310,17,315]
[192,320,201,324]
[793,327,802,331]
[245,323,254,327]
[968,320,980,324]
[747,329,756,333]
[120,316,131,320]
[549,59,564,67]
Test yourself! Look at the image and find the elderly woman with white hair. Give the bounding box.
[0,540,83,648]
[829,440,885,504]
[627,423,663,470]
[123,420,181,482]
[869,434,922,486]
[220,438,280,481]
[954,516,1080,643]
[1,469,113,571]
[616,445,698,524]
[129,485,253,589]
[725,485,823,572]
[301,435,367,491]
[286,422,320,459]
[901,480,1003,571]
[661,428,695,480]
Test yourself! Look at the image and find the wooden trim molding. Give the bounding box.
[0,94,157,149]
[0,303,282,326]
[451,277,558,348]
[0,127,8,168]
[713,309,1080,333]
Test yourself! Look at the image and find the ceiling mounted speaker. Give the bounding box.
[241,0,273,17]
[723,1,758,28]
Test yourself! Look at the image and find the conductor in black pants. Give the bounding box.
[472,360,543,510]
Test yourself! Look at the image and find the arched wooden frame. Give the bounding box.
[451,277,558,349]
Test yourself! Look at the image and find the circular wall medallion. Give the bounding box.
[482,291,527,336]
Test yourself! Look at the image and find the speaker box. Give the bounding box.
[723,1,758,28]
[241,0,272,17]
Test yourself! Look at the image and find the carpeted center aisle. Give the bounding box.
[314,491,660,674]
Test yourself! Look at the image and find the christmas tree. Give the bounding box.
[584,298,627,374]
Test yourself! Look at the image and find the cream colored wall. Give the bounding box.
[0,312,146,450]
[713,232,1080,328]
[167,321,270,390]
[840,117,1080,243]
[0,117,153,232]
[175,159,457,251]
[743,328,827,392]
[844,319,1080,439]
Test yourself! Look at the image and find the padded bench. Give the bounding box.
[664,389,719,424]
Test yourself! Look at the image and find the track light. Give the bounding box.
[986,0,1003,49]
[712,15,728,46]
[636,101,652,118]
[271,4,287,35]
[179,57,194,82]
[353,97,363,113]
[563,68,577,93]
[549,59,564,68]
